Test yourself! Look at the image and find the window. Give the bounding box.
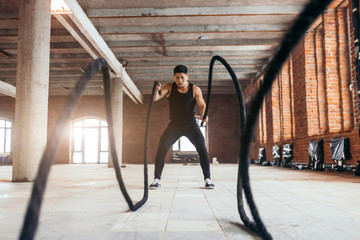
[0,120,12,154]
[72,118,108,164]
[172,118,207,152]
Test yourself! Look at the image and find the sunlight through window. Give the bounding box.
[72,118,108,164]
[51,0,71,14]
[172,118,207,152]
[0,120,11,154]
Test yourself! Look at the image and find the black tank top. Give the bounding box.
[168,82,196,125]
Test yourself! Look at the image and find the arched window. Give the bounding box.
[0,119,12,154]
[72,118,108,164]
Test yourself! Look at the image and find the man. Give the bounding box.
[149,65,215,189]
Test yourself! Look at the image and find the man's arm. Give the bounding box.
[153,83,171,101]
[193,85,208,123]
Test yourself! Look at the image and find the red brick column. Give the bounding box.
[292,38,308,138]
[349,0,360,131]
[314,26,328,134]
[259,79,267,144]
[271,75,281,143]
[304,31,321,136]
[280,59,295,140]
[323,10,343,132]
[337,8,354,130]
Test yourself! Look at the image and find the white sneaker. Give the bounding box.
[149,178,161,189]
[204,178,215,189]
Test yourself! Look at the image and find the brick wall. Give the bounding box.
[0,96,15,121]
[247,3,360,166]
[3,3,360,170]
[1,93,242,165]
[280,59,295,140]
[324,10,344,132]
[48,94,241,165]
[315,26,328,134]
[337,8,354,130]
[349,0,360,130]
[206,94,240,163]
[122,94,170,165]
[47,95,108,164]
[121,94,242,164]
[292,38,308,139]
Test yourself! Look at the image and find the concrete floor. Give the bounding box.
[1,163,360,240]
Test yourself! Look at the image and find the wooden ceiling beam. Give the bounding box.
[0,81,16,98]
[56,0,144,103]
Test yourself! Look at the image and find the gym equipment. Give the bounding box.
[272,145,282,166]
[355,161,360,176]
[258,148,266,165]
[330,138,351,166]
[327,138,353,171]
[282,143,293,168]
[256,148,272,166]
[308,140,324,171]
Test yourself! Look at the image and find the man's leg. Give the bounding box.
[185,122,211,180]
[154,123,181,180]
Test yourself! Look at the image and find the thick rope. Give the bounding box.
[18,0,334,239]
[204,1,332,239]
[239,0,332,239]
[203,56,258,233]
[19,58,152,240]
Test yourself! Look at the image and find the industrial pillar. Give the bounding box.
[12,0,51,181]
[108,78,123,168]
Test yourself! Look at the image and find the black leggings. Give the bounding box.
[154,121,211,180]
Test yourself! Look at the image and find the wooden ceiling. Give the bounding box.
[0,0,327,101]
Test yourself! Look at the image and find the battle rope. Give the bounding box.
[203,56,259,234]
[203,0,332,239]
[18,0,335,239]
[116,81,162,211]
[351,0,360,136]
[19,58,155,240]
